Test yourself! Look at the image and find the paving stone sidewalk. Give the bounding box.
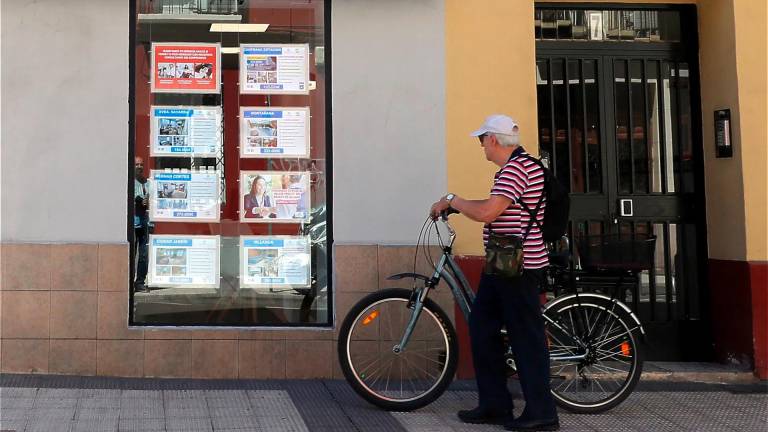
[0,374,765,432]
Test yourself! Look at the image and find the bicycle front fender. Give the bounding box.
[543,293,646,336]
[386,272,430,283]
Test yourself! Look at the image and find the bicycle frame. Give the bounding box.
[392,218,647,361]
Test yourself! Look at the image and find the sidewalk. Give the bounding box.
[1,367,765,432]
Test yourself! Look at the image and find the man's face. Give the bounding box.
[135,158,144,176]
[478,133,493,161]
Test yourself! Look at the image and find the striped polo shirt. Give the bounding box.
[483,147,549,269]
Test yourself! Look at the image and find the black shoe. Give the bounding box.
[504,417,560,431]
[457,406,512,425]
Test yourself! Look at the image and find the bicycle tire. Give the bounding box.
[543,295,643,414]
[338,288,458,411]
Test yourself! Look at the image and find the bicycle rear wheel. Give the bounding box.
[338,288,458,411]
[544,296,643,413]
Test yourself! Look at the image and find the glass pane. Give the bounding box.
[604,11,620,40]
[630,60,649,193]
[646,61,663,193]
[572,10,588,40]
[659,11,681,42]
[534,9,542,39]
[584,60,602,193]
[620,10,635,41]
[568,60,585,193]
[133,0,330,326]
[542,10,557,39]
[557,10,573,39]
[552,59,570,191]
[614,60,632,194]
[677,63,695,193]
[662,62,679,192]
[536,60,553,165]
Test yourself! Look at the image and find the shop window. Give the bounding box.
[130,0,331,326]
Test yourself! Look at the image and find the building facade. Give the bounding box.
[1,0,765,379]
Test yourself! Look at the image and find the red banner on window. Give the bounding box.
[151,43,221,94]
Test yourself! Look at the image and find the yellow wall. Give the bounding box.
[446,0,766,260]
[445,0,539,255]
[732,0,767,261]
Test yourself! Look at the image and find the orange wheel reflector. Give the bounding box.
[621,341,631,356]
[362,310,379,326]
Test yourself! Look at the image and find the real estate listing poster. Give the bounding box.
[239,107,310,158]
[150,106,222,157]
[150,170,220,222]
[240,236,311,288]
[151,42,221,94]
[148,235,220,288]
[239,171,310,223]
[239,44,310,95]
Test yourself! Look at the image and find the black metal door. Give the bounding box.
[536,50,709,360]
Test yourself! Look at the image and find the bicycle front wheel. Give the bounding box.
[544,295,643,414]
[338,288,458,411]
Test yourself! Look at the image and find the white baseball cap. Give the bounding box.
[469,114,519,137]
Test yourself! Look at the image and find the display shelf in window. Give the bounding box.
[239,236,311,290]
[239,106,310,158]
[150,106,222,157]
[151,42,221,94]
[149,168,221,223]
[148,235,221,289]
[239,171,310,223]
[239,44,310,95]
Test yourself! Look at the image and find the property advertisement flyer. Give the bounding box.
[150,170,220,222]
[151,42,221,94]
[240,236,311,288]
[239,44,310,95]
[240,107,310,158]
[150,106,222,157]
[148,235,220,288]
[239,171,310,223]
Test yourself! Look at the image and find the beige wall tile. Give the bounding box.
[50,291,97,339]
[282,329,334,341]
[188,330,239,340]
[238,340,286,379]
[237,330,283,340]
[144,339,191,378]
[98,244,129,292]
[97,292,143,340]
[51,244,98,291]
[334,245,378,292]
[189,340,237,379]
[144,329,192,340]
[1,243,51,291]
[1,339,48,373]
[49,340,96,375]
[285,340,332,379]
[1,291,50,338]
[97,339,143,377]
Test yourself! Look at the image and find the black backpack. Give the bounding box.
[518,154,571,243]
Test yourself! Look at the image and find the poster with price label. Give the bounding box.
[240,236,311,288]
[150,170,220,223]
[239,44,309,95]
[148,235,220,288]
[240,107,309,158]
[151,106,222,157]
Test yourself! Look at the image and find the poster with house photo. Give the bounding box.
[239,107,310,158]
[240,236,311,289]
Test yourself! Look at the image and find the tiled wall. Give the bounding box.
[0,244,454,379]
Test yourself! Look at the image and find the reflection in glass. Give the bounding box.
[677,63,695,193]
[662,62,678,192]
[535,9,681,43]
[659,11,681,42]
[646,61,663,193]
[614,60,632,194]
[604,10,620,40]
[542,10,557,39]
[584,60,602,193]
[620,10,635,40]
[572,10,588,40]
[568,60,585,193]
[534,9,542,39]
[630,60,648,193]
[552,59,570,192]
[557,10,573,39]
[537,60,552,165]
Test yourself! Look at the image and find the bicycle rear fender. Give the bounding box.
[543,293,646,336]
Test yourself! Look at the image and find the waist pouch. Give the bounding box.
[484,232,525,278]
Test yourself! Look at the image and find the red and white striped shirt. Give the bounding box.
[483,147,548,269]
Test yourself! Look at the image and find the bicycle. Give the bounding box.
[338,213,654,414]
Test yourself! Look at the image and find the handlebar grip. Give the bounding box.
[440,207,460,220]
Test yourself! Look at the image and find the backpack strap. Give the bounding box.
[517,154,546,236]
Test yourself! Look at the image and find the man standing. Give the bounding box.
[134,157,152,292]
[430,114,559,431]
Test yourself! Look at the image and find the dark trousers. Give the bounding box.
[134,226,149,286]
[469,269,557,420]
